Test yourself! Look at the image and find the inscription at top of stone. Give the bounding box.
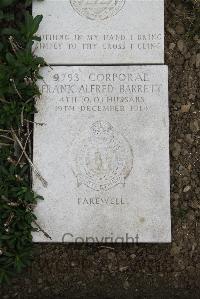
[32,0,164,64]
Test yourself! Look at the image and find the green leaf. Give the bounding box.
[0,0,16,9]
[6,53,16,65]
[22,13,43,40]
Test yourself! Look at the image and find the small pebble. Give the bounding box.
[175,23,185,34]
[183,186,191,193]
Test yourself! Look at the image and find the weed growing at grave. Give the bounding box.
[182,0,200,38]
[0,0,45,283]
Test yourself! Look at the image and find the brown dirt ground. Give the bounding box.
[0,0,200,298]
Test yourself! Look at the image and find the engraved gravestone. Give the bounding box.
[32,0,164,64]
[33,65,171,243]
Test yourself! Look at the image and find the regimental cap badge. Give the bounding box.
[70,120,133,191]
[70,0,126,21]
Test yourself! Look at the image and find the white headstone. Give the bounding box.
[33,65,171,243]
[32,0,164,64]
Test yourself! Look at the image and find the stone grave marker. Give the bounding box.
[32,0,164,64]
[33,65,171,243]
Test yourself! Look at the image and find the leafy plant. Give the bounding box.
[0,0,45,283]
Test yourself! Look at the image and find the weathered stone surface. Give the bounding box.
[33,65,171,243]
[32,0,164,64]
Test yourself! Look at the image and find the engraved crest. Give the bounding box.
[70,0,126,21]
[70,120,133,191]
